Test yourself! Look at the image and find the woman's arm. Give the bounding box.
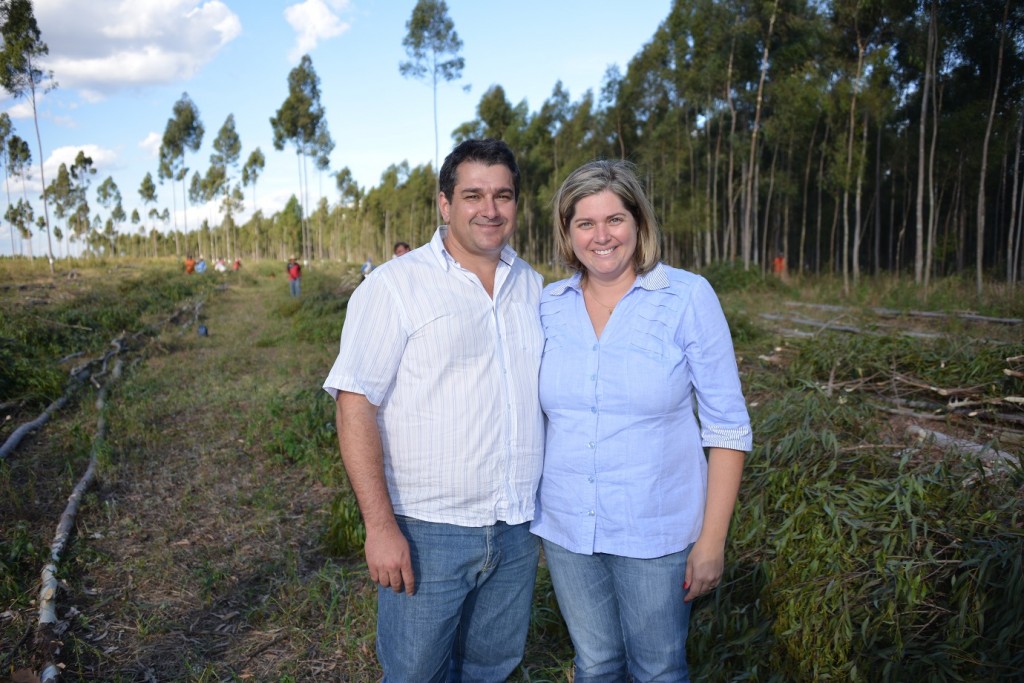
[683,447,745,602]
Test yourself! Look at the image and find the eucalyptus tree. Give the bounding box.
[973,0,1013,296]
[7,135,31,252]
[96,176,125,256]
[210,114,241,257]
[138,171,169,255]
[312,120,334,260]
[68,151,95,247]
[241,147,265,214]
[242,147,265,259]
[271,54,327,262]
[161,92,204,235]
[188,170,206,256]
[399,0,464,196]
[44,162,72,257]
[0,112,12,255]
[0,0,56,270]
[4,197,31,256]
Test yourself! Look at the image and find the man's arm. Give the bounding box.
[336,390,415,594]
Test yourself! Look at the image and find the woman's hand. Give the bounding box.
[683,536,724,602]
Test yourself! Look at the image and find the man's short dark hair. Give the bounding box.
[438,138,520,203]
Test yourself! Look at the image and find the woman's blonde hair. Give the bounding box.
[552,159,662,275]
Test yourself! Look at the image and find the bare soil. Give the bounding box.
[2,273,379,682]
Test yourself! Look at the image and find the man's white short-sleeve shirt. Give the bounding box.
[324,227,544,526]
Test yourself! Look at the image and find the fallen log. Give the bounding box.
[0,369,89,461]
[785,301,1023,325]
[37,359,122,683]
[905,424,1020,484]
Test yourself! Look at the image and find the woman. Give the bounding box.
[531,160,752,682]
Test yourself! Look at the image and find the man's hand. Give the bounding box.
[365,523,416,595]
[336,391,416,595]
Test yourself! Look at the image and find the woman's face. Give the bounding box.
[569,190,638,285]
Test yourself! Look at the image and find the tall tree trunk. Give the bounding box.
[842,35,865,295]
[975,0,1009,296]
[853,109,869,286]
[915,0,936,284]
[815,124,829,274]
[873,120,882,274]
[742,0,778,269]
[29,75,54,272]
[924,77,944,290]
[1009,110,1024,288]
[725,37,738,261]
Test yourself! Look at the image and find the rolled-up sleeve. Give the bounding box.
[681,277,752,452]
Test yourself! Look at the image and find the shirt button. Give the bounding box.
[588,510,595,516]
[590,374,596,381]
[587,442,595,449]
[592,344,598,351]
[587,476,594,483]
[590,407,597,414]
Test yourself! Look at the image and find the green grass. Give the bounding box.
[1,258,1021,681]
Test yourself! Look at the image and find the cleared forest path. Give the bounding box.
[18,269,377,681]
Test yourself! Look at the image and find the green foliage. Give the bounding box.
[685,334,1024,681]
[700,260,778,295]
[789,331,1022,400]
[260,389,335,466]
[0,520,41,599]
[324,491,365,557]
[0,263,213,416]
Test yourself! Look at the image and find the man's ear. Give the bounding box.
[437,193,450,223]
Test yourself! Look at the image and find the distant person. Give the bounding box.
[287,255,302,296]
[392,241,411,257]
[772,251,786,278]
[360,256,374,280]
[233,257,242,271]
[324,139,543,681]
[214,257,227,273]
[184,254,196,274]
[195,256,207,274]
[531,160,752,682]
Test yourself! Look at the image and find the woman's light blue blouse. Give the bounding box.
[530,263,752,559]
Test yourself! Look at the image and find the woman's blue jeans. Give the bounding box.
[376,517,539,682]
[543,539,693,683]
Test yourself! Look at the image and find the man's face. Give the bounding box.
[438,160,517,262]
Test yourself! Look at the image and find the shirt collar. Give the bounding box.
[429,226,518,270]
[549,262,669,296]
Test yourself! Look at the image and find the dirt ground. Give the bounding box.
[2,274,379,681]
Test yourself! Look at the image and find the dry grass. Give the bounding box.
[3,259,1022,682]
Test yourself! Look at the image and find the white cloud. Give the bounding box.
[33,0,241,98]
[44,144,119,179]
[284,0,352,62]
[139,132,163,158]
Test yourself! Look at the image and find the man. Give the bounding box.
[287,255,301,296]
[392,241,411,257]
[323,139,543,682]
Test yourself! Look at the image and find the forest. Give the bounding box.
[3,0,1024,297]
[2,1,1024,679]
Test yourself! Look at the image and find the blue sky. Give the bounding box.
[1,0,672,258]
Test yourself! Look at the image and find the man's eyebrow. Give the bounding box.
[459,186,514,195]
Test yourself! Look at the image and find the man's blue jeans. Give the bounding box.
[542,539,694,683]
[289,277,300,297]
[377,517,539,682]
